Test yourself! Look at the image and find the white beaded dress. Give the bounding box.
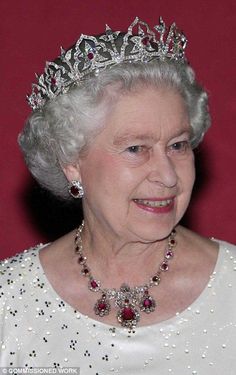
[1,240,236,374]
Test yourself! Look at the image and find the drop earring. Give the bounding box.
[68,180,84,199]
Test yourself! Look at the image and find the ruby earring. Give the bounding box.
[68,180,84,199]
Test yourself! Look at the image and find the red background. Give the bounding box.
[1,0,236,259]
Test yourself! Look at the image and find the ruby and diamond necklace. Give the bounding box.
[75,221,176,330]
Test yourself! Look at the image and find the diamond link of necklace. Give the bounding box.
[75,221,176,330]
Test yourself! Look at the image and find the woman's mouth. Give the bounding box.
[133,199,173,207]
[133,198,175,213]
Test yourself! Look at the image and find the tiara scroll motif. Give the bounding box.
[27,17,187,111]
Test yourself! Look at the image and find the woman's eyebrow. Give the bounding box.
[113,128,190,146]
[113,133,155,146]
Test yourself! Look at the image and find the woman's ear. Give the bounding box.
[62,163,81,183]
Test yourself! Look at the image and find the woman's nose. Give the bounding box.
[147,151,177,188]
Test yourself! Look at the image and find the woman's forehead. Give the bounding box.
[101,88,190,141]
[105,86,187,119]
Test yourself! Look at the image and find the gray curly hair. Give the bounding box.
[19,60,211,200]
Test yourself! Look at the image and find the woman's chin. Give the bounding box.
[126,221,176,243]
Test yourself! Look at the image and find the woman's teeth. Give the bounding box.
[134,199,172,207]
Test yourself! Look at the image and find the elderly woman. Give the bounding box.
[1,17,236,373]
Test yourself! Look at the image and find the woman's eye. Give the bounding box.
[126,145,145,154]
[169,141,189,153]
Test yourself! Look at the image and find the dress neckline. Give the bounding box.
[34,239,223,332]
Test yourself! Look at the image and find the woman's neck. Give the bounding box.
[79,221,173,288]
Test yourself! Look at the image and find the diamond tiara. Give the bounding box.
[27,17,187,111]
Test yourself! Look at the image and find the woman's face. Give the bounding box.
[75,86,195,243]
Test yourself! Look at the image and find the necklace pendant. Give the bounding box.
[94,295,110,317]
[140,292,156,313]
[117,303,140,329]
